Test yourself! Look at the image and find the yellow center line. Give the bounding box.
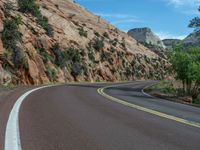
[97,87,200,129]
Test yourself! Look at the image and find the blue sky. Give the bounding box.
[76,0,200,39]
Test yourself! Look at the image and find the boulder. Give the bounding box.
[0,64,11,85]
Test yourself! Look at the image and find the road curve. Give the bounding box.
[4,81,200,150]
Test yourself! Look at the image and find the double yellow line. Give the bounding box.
[97,85,200,129]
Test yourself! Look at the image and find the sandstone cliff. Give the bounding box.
[0,0,169,85]
[128,27,166,58]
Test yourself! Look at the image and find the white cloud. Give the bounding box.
[156,31,187,39]
[163,0,200,15]
[165,0,200,7]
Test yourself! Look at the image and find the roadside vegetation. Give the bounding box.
[146,6,200,105]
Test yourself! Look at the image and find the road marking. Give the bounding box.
[4,81,132,150]
[97,83,200,129]
[4,85,54,150]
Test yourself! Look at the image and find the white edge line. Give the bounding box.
[141,83,157,98]
[4,85,54,150]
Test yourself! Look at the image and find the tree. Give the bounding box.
[168,45,200,99]
[189,6,200,33]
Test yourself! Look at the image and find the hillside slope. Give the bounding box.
[0,0,169,85]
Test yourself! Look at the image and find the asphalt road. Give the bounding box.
[3,81,200,150]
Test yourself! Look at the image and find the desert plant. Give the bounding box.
[45,65,56,82]
[103,32,109,39]
[78,27,87,37]
[18,0,53,36]
[2,17,22,50]
[51,43,65,67]
[93,38,104,51]
[94,31,100,37]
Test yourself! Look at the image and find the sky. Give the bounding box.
[76,0,200,39]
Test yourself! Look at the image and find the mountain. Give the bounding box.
[0,0,169,85]
[162,33,200,49]
[162,39,182,49]
[128,27,166,58]
[183,32,200,47]
[128,28,165,48]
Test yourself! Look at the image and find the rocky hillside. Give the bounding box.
[0,0,169,85]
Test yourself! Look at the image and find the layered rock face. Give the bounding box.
[128,28,166,58]
[128,28,165,48]
[0,0,169,85]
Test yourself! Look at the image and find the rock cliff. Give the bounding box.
[128,27,166,58]
[0,0,169,85]
[128,28,165,48]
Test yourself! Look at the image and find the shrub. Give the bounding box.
[193,98,200,104]
[37,15,53,37]
[45,65,56,82]
[2,17,22,50]
[35,47,54,64]
[100,51,113,64]
[110,47,116,53]
[13,46,28,69]
[93,38,104,51]
[3,2,14,17]
[125,67,132,77]
[88,48,95,61]
[2,16,27,69]
[51,43,65,67]
[18,0,53,36]
[78,27,87,37]
[71,62,82,76]
[63,48,81,62]
[103,32,109,39]
[94,31,100,37]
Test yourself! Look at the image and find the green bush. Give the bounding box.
[45,65,56,82]
[103,32,109,39]
[110,38,118,47]
[94,31,100,37]
[101,51,113,64]
[3,2,14,17]
[63,48,81,62]
[71,62,82,76]
[93,38,104,51]
[37,15,53,37]
[2,16,27,69]
[2,17,22,50]
[35,47,54,64]
[193,98,200,104]
[51,43,65,67]
[125,67,132,77]
[18,0,53,36]
[88,48,95,62]
[78,27,87,37]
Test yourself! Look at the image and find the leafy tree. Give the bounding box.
[189,6,200,33]
[168,44,200,99]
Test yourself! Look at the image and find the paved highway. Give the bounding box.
[2,81,200,150]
